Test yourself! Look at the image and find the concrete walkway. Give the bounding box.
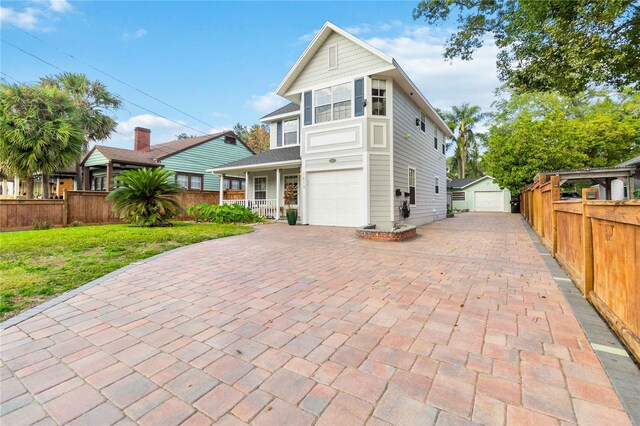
[0,214,633,425]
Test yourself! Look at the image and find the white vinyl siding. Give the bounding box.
[393,83,447,225]
[288,32,390,94]
[370,154,392,224]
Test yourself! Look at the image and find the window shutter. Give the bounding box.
[304,91,312,125]
[276,121,283,147]
[354,78,364,117]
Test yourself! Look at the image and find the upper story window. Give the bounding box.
[328,44,338,69]
[419,110,427,133]
[434,136,438,150]
[284,118,299,145]
[372,79,386,116]
[315,83,352,123]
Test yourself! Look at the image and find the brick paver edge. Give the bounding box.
[0,227,258,331]
[520,216,640,426]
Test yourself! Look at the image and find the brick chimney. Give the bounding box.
[134,127,151,152]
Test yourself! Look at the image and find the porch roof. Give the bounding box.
[208,146,301,173]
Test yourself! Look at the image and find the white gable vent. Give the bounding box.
[328,44,338,70]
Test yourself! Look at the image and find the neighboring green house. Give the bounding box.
[448,176,511,212]
[80,127,254,191]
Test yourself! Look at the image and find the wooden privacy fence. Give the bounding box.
[521,176,640,362]
[0,189,245,231]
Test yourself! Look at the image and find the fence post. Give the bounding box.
[550,176,560,256]
[581,188,597,296]
[62,190,68,225]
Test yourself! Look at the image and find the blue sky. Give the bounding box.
[1,1,499,149]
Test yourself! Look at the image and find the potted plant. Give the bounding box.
[447,206,455,218]
[283,183,298,225]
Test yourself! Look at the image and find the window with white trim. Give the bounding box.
[420,110,427,132]
[314,83,352,123]
[435,176,439,194]
[283,175,298,205]
[328,44,337,69]
[332,83,352,120]
[371,79,386,116]
[254,177,267,200]
[315,87,332,123]
[408,167,416,206]
[284,118,299,145]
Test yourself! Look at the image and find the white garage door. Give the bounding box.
[474,191,504,212]
[307,169,365,227]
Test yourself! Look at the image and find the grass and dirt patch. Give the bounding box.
[0,222,252,320]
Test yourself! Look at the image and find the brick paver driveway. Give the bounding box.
[1,213,632,425]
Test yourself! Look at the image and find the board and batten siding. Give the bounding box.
[369,153,392,225]
[392,83,447,225]
[84,150,109,167]
[161,137,254,191]
[288,32,390,94]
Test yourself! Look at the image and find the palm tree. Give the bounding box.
[0,83,84,198]
[441,103,486,179]
[41,73,121,189]
[106,168,184,226]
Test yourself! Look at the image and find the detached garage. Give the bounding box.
[448,176,511,212]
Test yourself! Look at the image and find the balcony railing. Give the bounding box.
[222,199,278,219]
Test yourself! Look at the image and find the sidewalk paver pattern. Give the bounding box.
[1,214,632,425]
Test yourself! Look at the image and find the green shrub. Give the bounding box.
[105,168,184,227]
[32,220,52,230]
[634,189,640,199]
[69,220,84,227]
[187,203,262,224]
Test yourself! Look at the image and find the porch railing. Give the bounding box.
[222,199,278,219]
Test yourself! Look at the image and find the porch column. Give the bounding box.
[56,178,60,196]
[14,176,20,196]
[1,179,7,196]
[629,175,635,199]
[219,174,225,205]
[276,168,281,220]
[245,171,249,203]
[106,162,113,191]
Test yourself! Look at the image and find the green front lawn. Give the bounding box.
[0,222,253,320]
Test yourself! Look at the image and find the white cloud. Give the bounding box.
[345,24,372,35]
[0,0,72,30]
[48,0,72,13]
[121,28,147,41]
[211,111,230,119]
[0,7,40,29]
[245,92,287,114]
[365,25,500,114]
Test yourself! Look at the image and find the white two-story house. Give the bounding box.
[210,22,453,228]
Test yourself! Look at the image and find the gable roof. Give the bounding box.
[209,146,301,172]
[448,176,495,189]
[274,21,454,138]
[261,102,300,121]
[619,155,640,167]
[81,131,252,166]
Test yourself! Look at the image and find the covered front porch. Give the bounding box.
[217,166,301,221]
[208,145,302,221]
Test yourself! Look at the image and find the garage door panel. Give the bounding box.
[474,191,503,212]
[308,169,365,227]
